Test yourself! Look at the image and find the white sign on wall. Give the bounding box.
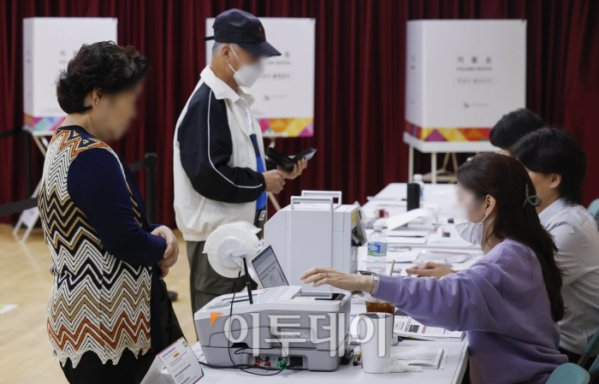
[405,20,526,143]
[206,17,315,137]
[23,17,118,134]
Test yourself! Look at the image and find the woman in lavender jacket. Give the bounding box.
[301,153,567,384]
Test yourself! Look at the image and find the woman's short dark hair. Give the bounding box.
[511,127,586,205]
[457,153,564,322]
[56,41,149,114]
[489,108,545,150]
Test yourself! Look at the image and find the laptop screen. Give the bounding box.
[251,246,289,288]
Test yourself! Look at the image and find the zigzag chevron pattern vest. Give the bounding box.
[38,129,152,367]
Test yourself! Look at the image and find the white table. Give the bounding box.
[149,183,474,384]
[363,182,482,258]
[183,340,468,384]
[149,340,468,384]
[404,132,499,184]
[150,315,469,384]
[364,182,463,225]
[366,182,457,215]
[150,260,472,383]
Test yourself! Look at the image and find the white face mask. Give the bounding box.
[228,46,264,88]
[453,191,488,245]
[455,212,488,245]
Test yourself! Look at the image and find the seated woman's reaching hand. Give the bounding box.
[300,267,374,293]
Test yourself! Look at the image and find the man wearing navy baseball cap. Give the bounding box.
[204,8,281,58]
[173,9,309,316]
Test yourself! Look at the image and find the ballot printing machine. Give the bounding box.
[195,244,352,371]
[263,191,368,292]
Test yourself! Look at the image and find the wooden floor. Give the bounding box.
[0,224,196,383]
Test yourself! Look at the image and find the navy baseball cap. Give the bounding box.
[204,9,281,57]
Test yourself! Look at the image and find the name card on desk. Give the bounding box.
[158,337,204,384]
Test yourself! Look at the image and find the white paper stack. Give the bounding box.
[394,316,464,342]
[390,345,446,369]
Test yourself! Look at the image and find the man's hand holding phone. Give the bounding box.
[263,170,286,194]
[278,157,308,179]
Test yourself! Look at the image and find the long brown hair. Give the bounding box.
[457,153,564,322]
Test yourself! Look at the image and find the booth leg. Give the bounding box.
[451,152,459,173]
[23,131,32,197]
[408,145,414,183]
[32,136,47,156]
[431,152,437,184]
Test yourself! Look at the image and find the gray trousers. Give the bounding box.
[187,209,265,318]
[186,241,242,316]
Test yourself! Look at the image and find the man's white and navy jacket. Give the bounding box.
[173,66,270,241]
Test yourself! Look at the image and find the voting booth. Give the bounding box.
[206,18,316,138]
[404,20,526,182]
[16,17,117,243]
[23,17,118,134]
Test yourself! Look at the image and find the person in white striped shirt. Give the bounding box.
[512,127,599,368]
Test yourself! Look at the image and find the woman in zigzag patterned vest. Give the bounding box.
[38,41,180,384]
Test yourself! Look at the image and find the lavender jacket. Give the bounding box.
[374,238,567,384]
